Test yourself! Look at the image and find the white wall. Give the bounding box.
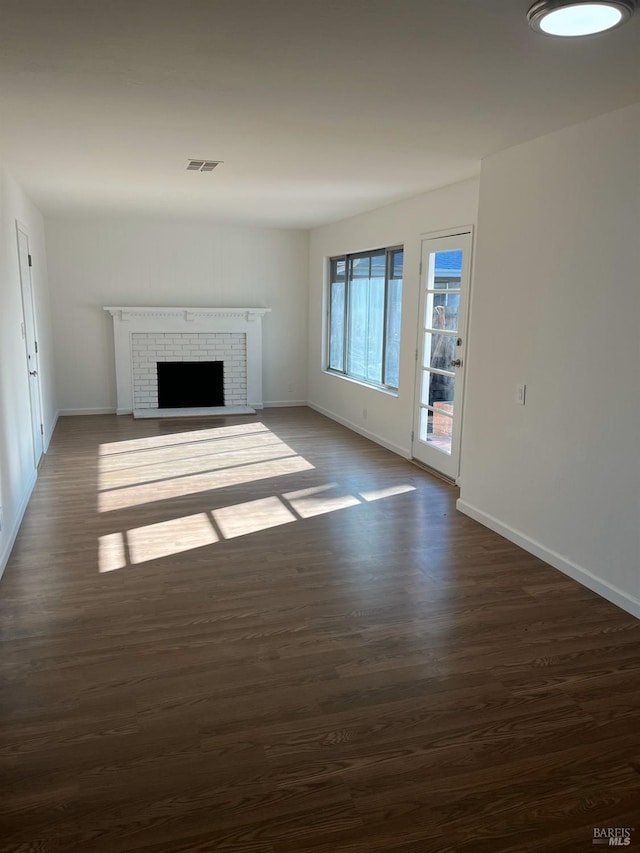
[459,104,640,618]
[45,218,309,412]
[0,166,57,576]
[307,179,480,456]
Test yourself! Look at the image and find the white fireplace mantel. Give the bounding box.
[105,307,271,323]
[104,306,271,415]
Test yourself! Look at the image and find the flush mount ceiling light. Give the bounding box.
[527,0,636,35]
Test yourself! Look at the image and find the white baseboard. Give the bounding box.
[0,469,38,581]
[308,401,410,460]
[456,499,640,620]
[44,410,59,450]
[263,400,308,408]
[60,408,117,416]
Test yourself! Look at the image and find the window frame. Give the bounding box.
[326,245,403,393]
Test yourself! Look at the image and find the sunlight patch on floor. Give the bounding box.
[98,422,270,456]
[98,479,417,573]
[283,483,361,518]
[97,423,417,573]
[98,422,313,511]
[99,444,298,491]
[98,455,315,512]
[213,496,297,539]
[358,484,416,502]
[127,512,219,564]
[98,532,127,573]
[99,434,286,476]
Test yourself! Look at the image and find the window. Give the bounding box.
[328,246,403,390]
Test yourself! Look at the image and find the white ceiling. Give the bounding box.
[0,0,638,228]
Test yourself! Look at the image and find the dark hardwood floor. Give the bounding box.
[1,407,639,853]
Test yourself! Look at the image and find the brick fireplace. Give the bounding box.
[104,307,270,417]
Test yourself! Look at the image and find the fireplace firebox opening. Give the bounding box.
[157,361,224,408]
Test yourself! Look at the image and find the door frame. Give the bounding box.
[16,221,45,467]
[411,226,474,483]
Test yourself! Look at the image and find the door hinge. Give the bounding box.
[35,340,38,353]
[28,254,32,267]
[415,349,418,362]
[40,423,44,436]
[411,430,414,442]
[419,261,422,276]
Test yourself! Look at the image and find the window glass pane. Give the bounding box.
[351,255,371,279]
[366,274,384,384]
[370,252,386,279]
[429,404,453,454]
[391,249,403,281]
[347,268,366,380]
[332,257,346,281]
[432,292,460,331]
[347,261,384,385]
[330,246,402,391]
[421,370,455,410]
[419,407,452,455]
[384,276,402,388]
[432,250,463,290]
[424,332,455,371]
[419,407,431,443]
[426,292,460,333]
[329,281,345,371]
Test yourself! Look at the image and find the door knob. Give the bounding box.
[450,359,462,368]
[29,370,38,376]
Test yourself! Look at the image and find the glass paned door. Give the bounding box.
[412,231,472,481]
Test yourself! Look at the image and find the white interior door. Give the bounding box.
[16,223,44,467]
[412,230,472,481]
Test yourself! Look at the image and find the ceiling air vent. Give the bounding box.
[186,159,222,172]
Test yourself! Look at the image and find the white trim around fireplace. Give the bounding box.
[104,307,271,415]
